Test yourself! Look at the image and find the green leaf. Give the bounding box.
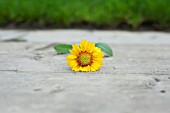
[53,44,72,54]
[95,43,113,56]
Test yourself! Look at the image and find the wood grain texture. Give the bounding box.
[0,30,170,113]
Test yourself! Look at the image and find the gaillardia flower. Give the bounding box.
[66,40,104,72]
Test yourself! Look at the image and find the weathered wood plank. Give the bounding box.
[0,30,170,113]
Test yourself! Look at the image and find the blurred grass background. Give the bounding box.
[0,0,170,30]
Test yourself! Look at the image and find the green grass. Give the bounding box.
[0,0,170,29]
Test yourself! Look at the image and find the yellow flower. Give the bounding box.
[66,40,104,72]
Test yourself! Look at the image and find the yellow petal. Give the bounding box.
[82,67,88,72]
[78,66,89,72]
[72,44,80,53]
[68,60,78,67]
[93,52,104,58]
[69,50,77,56]
[87,65,90,72]
[80,40,91,52]
[92,61,103,66]
[90,66,97,72]
[92,57,103,62]
[89,42,95,53]
[80,40,86,51]
[79,66,83,71]
[85,42,95,53]
[93,47,101,52]
[91,64,99,69]
[84,40,89,51]
[92,47,104,58]
[72,65,80,71]
[66,55,77,61]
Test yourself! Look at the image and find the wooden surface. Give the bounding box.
[0,30,170,113]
